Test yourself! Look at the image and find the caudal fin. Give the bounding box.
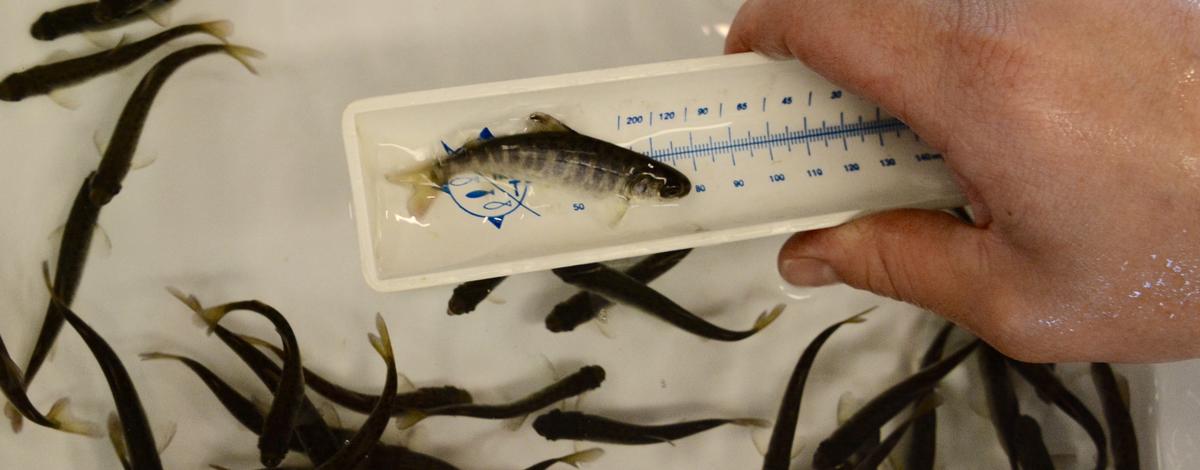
[198,20,233,44]
[165,287,223,332]
[48,398,100,437]
[222,45,265,76]
[385,165,440,219]
[731,418,772,429]
[753,304,786,331]
[555,447,605,467]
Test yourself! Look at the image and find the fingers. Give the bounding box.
[778,209,997,324]
[724,0,965,148]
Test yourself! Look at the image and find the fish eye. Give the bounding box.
[659,180,689,198]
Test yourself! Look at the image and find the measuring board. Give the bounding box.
[343,53,964,292]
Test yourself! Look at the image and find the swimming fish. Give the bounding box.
[545,249,691,333]
[172,292,305,468]
[812,340,980,470]
[141,352,269,437]
[21,174,101,394]
[1014,415,1055,470]
[522,448,604,470]
[763,307,872,470]
[89,43,262,207]
[1092,363,1139,470]
[94,0,157,22]
[552,263,783,341]
[145,348,458,469]
[188,312,340,464]
[3,21,233,104]
[397,365,605,429]
[30,0,173,41]
[42,264,161,469]
[314,314,397,470]
[905,323,956,470]
[979,345,1022,470]
[447,276,506,315]
[0,328,96,436]
[849,396,939,470]
[386,112,691,218]
[533,409,768,445]
[1008,359,1107,470]
[242,335,472,414]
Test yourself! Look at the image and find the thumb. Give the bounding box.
[779,209,994,320]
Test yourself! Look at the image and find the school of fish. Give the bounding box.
[0,2,1141,469]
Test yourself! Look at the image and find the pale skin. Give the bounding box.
[727,0,1200,363]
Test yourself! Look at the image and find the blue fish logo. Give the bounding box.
[440,128,539,229]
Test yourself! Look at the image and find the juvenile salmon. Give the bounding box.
[386,112,690,218]
[3,21,232,103]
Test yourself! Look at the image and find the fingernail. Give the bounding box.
[780,258,840,287]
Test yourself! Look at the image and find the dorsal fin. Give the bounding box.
[527,112,576,133]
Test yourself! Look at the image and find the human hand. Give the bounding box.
[727,0,1200,362]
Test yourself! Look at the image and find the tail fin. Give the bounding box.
[4,402,23,432]
[222,45,265,76]
[368,313,394,364]
[844,305,876,324]
[384,165,440,219]
[753,303,786,331]
[198,20,233,44]
[47,398,100,437]
[145,6,172,27]
[165,287,223,332]
[238,335,283,356]
[556,448,605,467]
[394,410,427,430]
[731,418,772,429]
[139,352,183,362]
[107,412,130,468]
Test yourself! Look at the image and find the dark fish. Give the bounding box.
[141,352,269,436]
[546,249,691,332]
[170,293,305,468]
[906,323,956,470]
[3,21,233,103]
[1014,415,1055,470]
[1092,363,1139,470]
[0,327,96,436]
[242,335,472,414]
[1008,359,1107,470]
[447,276,506,315]
[852,423,911,470]
[315,315,397,470]
[979,345,1022,470]
[398,365,606,428]
[42,264,161,469]
[533,409,768,445]
[386,112,691,218]
[95,0,156,22]
[192,316,340,464]
[30,0,173,41]
[147,351,459,470]
[20,173,101,394]
[523,448,604,470]
[552,263,783,341]
[813,340,980,470]
[89,43,261,207]
[763,307,873,470]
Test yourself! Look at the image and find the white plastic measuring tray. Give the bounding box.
[342,53,967,292]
